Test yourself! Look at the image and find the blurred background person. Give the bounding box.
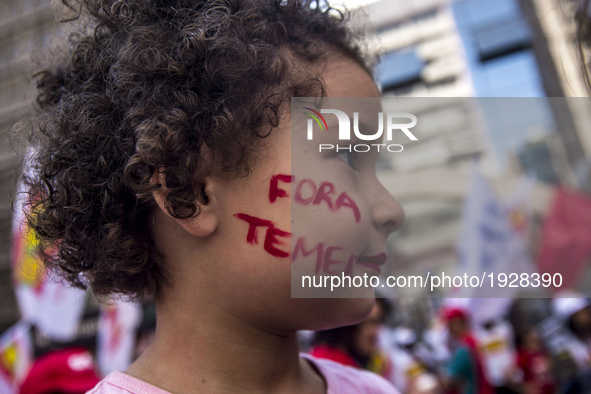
[475,318,521,394]
[309,298,392,378]
[515,326,556,394]
[423,316,453,374]
[551,293,591,393]
[441,307,493,394]
[388,326,441,394]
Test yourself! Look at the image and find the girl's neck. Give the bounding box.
[125,299,326,394]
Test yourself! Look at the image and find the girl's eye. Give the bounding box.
[335,150,354,167]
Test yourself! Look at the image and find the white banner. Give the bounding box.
[97,300,142,376]
[455,168,534,309]
[11,182,86,341]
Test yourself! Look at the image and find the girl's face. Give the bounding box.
[185,57,404,334]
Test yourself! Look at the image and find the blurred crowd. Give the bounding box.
[300,293,591,394]
[7,293,591,394]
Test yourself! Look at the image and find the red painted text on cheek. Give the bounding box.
[292,237,357,276]
[235,174,362,271]
[269,174,294,203]
[233,213,358,274]
[234,213,290,258]
[269,174,361,223]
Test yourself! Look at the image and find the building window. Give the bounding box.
[378,48,425,91]
[475,17,532,62]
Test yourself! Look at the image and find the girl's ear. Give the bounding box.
[151,169,219,237]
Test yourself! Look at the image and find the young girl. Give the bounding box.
[23,0,404,392]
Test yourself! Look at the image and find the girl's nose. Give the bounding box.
[370,180,405,235]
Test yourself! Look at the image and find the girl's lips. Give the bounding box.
[356,252,387,273]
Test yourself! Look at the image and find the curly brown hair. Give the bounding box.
[22,0,372,301]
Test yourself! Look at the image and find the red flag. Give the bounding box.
[538,188,591,290]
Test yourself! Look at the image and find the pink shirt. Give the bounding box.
[87,354,399,393]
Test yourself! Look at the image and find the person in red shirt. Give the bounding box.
[441,307,494,394]
[310,297,392,377]
[515,327,556,394]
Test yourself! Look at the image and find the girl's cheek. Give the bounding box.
[232,172,368,276]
